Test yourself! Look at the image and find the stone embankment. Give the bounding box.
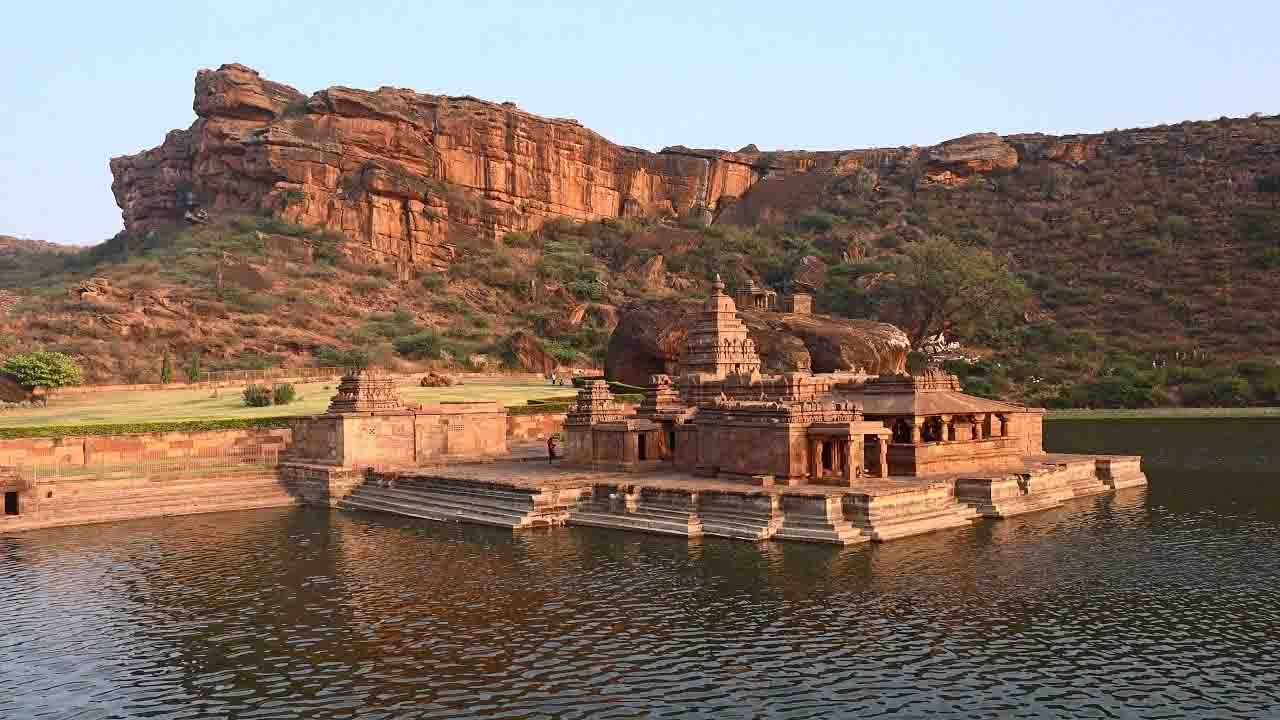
[344,455,1146,546]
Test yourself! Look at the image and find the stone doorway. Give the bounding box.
[4,491,18,516]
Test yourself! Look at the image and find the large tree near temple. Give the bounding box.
[883,236,1028,348]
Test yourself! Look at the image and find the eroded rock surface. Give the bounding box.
[605,299,909,387]
[112,65,1050,273]
[923,133,1019,185]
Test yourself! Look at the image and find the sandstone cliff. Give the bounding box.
[112,65,816,270]
[111,64,989,271]
[605,299,909,387]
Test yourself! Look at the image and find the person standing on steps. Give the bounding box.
[547,435,559,463]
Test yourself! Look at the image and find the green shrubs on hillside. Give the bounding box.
[1,351,84,390]
[393,330,445,359]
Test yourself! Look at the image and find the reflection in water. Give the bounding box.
[3,419,1280,718]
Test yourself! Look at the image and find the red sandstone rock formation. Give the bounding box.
[922,133,1019,185]
[114,65,1022,272]
[110,64,792,271]
[605,299,909,387]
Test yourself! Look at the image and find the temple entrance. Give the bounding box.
[4,491,18,516]
[821,442,834,473]
[667,431,676,457]
[638,434,649,461]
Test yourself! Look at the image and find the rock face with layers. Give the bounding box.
[922,133,1019,185]
[110,65,796,271]
[112,65,1042,273]
[605,298,910,387]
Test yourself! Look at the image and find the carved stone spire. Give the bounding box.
[680,272,761,378]
[326,368,404,414]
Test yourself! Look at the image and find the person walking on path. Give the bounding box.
[547,435,559,463]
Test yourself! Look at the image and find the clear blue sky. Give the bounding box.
[1,0,1276,246]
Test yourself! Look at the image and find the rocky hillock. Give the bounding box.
[606,299,908,387]
[3,64,1277,407]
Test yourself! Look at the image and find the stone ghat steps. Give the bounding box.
[853,505,980,542]
[569,502,703,538]
[387,477,573,513]
[697,508,780,541]
[773,516,869,545]
[339,485,543,529]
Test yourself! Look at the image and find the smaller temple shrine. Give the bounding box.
[734,278,778,311]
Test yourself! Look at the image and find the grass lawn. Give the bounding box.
[1046,407,1280,421]
[0,378,575,429]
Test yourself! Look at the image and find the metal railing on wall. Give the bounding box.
[199,367,348,385]
[18,447,280,483]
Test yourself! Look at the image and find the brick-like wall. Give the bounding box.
[0,428,292,468]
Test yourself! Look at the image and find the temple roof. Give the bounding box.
[852,370,1028,416]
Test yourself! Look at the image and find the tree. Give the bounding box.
[1,351,85,391]
[1257,174,1280,208]
[881,236,1029,347]
[160,353,174,384]
[185,351,203,383]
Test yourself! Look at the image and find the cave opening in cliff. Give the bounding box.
[4,491,18,516]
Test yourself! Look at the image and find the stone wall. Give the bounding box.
[507,412,566,442]
[0,427,292,467]
[287,403,508,469]
[0,466,294,534]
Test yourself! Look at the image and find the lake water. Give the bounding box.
[3,419,1279,719]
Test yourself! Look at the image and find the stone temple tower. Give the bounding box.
[681,274,762,379]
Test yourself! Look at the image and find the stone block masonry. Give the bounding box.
[0,428,292,469]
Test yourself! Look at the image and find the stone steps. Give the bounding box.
[698,509,779,541]
[855,505,980,542]
[570,501,703,538]
[339,486,538,529]
[773,515,868,545]
[375,480,560,514]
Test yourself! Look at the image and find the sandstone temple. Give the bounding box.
[1,278,1147,545]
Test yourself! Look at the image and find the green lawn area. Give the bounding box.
[0,379,574,429]
[1046,407,1280,421]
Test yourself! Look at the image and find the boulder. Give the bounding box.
[419,372,455,387]
[605,299,910,387]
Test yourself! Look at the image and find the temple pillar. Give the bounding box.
[842,439,855,486]
[877,436,889,478]
[808,439,820,479]
[972,416,984,440]
[909,420,922,445]
[997,414,1010,437]
[942,415,955,442]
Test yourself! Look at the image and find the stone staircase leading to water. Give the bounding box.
[569,489,704,538]
[338,475,580,529]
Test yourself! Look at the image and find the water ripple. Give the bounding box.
[2,420,1280,718]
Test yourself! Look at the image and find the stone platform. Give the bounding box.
[335,453,1146,545]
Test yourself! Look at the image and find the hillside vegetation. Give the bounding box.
[3,114,1279,408]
